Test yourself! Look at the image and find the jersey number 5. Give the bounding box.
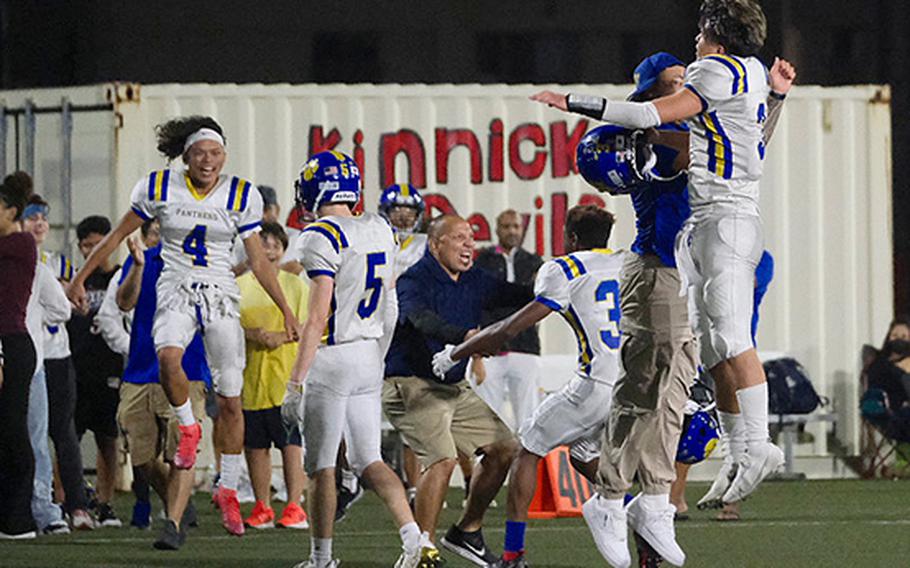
[182,224,208,267]
[358,252,386,319]
[595,279,621,349]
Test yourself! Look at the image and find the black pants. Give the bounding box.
[45,357,88,512]
[0,333,37,535]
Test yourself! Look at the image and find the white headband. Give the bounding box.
[183,128,225,153]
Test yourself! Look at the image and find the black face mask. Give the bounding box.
[885,339,910,357]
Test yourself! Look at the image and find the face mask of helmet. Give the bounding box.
[576,126,681,195]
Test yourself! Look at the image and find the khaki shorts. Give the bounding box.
[118,381,207,466]
[382,376,514,469]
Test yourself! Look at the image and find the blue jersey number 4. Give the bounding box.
[182,224,209,267]
[358,252,386,319]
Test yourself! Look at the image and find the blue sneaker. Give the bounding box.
[131,500,151,530]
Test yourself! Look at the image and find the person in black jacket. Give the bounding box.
[474,209,544,429]
[383,215,529,566]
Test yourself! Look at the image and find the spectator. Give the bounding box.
[233,185,280,276]
[382,214,527,565]
[474,209,543,430]
[865,318,910,413]
[21,192,93,529]
[0,177,39,539]
[19,193,78,535]
[110,226,210,549]
[237,222,309,530]
[68,215,124,527]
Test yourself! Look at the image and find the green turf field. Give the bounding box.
[4,479,909,567]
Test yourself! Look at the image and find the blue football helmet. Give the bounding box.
[576,125,658,195]
[378,184,425,232]
[294,150,361,212]
[676,407,720,465]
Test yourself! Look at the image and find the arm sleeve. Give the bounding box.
[533,260,570,312]
[37,264,71,325]
[487,276,535,309]
[684,58,737,112]
[236,185,264,240]
[93,269,131,357]
[300,230,342,279]
[129,174,156,221]
[378,288,398,358]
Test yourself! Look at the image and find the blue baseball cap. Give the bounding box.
[628,52,685,101]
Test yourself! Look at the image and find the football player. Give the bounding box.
[433,204,623,568]
[531,3,796,558]
[379,183,428,279]
[282,151,423,568]
[67,116,300,539]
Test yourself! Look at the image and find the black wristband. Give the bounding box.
[770,90,787,101]
[566,93,607,120]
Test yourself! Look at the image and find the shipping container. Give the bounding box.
[1,82,892,463]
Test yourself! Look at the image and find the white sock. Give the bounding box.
[737,383,770,448]
[173,400,196,427]
[603,497,624,510]
[341,468,358,493]
[311,537,333,565]
[220,454,242,491]
[639,493,670,510]
[400,521,420,554]
[420,531,436,548]
[718,410,746,462]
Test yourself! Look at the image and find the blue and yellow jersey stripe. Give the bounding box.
[699,111,733,179]
[705,54,748,95]
[553,254,588,281]
[302,219,350,254]
[322,294,338,345]
[59,255,74,282]
[563,306,594,375]
[147,170,170,202]
[226,177,252,212]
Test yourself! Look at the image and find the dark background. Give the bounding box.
[2,0,907,314]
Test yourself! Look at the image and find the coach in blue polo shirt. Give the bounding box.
[115,233,210,550]
[383,214,530,565]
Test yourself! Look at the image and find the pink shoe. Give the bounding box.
[214,488,245,536]
[173,423,202,470]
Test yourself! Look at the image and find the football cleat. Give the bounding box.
[723,442,784,504]
[244,500,275,529]
[277,502,309,529]
[152,519,186,551]
[213,487,245,536]
[173,422,202,470]
[440,525,497,566]
[697,457,737,510]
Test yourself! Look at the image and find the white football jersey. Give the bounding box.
[684,54,771,215]
[292,212,396,346]
[534,249,625,384]
[40,250,75,359]
[129,170,263,294]
[394,232,427,278]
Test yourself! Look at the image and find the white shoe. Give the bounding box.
[626,495,686,566]
[723,442,784,504]
[582,494,630,568]
[697,456,737,510]
[0,530,36,540]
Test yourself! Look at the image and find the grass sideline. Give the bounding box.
[4,479,909,567]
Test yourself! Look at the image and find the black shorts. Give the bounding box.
[75,375,120,439]
[243,406,302,450]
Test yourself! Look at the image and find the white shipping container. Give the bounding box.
[0,82,892,459]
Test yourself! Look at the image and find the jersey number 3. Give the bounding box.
[182,225,209,267]
[595,279,621,350]
[358,252,386,319]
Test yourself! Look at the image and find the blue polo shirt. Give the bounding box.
[385,250,532,384]
[630,122,691,268]
[119,244,211,386]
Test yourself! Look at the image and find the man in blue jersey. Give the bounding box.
[113,228,211,551]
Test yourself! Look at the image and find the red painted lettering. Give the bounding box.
[488,119,504,182]
[308,126,342,154]
[534,196,545,256]
[550,119,589,178]
[435,128,483,185]
[379,129,427,188]
[509,124,547,180]
[423,193,457,218]
[579,193,607,209]
[467,213,491,242]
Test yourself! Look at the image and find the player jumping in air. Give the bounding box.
[67,116,300,544]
